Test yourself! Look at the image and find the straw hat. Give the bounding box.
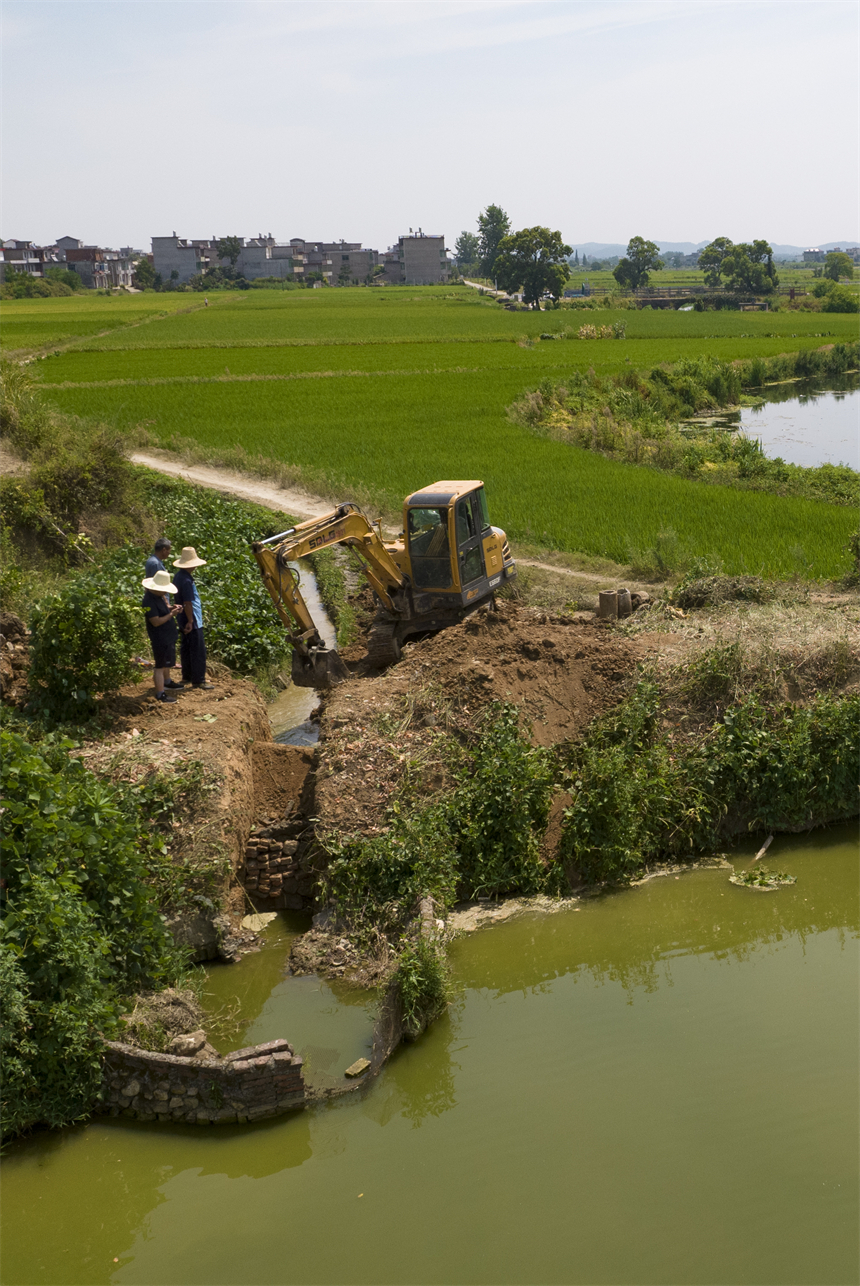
[142,568,178,593]
[173,547,207,569]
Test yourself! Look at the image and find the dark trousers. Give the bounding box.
[180,627,207,686]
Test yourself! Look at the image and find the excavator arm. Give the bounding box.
[252,503,408,688]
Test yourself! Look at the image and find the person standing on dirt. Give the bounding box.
[172,547,214,690]
[145,537,172,579]
[141,568,184,702]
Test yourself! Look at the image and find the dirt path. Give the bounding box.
[130,451,336,523]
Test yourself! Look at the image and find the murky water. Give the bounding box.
[702,377,859,470]
[267,560,337,747]
[2,825,857,1286]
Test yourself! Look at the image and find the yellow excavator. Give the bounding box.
[252,480,517,687]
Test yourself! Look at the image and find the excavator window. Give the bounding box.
[408,506,453,589]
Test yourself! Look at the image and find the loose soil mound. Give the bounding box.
[315,601,642,838]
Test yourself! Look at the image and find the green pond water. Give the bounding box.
[2,826,858,1286]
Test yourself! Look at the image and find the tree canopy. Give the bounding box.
[612,237,663,291]
[477,205,511,278]
[824,251,854,282]
[454,231,479,269]
[493,227,571,306]
[699,237,779,293]
[216,236,243,268]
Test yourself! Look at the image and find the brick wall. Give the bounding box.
[101,1038,305,1124]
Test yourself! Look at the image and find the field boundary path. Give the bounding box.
[131,451,335,523]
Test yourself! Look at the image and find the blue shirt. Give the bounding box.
[173,568,203,629]
[145,554,166,578]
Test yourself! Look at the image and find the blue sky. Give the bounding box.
[3,0,858,251]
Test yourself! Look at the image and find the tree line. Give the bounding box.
[454,212,856,305]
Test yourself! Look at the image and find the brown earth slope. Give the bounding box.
[314,600,644,839]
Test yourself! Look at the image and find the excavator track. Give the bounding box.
[366,620,402,668]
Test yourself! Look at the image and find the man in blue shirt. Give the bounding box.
[145,538,172,579]
[172,546,214,690]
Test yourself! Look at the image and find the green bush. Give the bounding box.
[560,681,859,883]
[325,704,558,934]
[452,704,555,897]
[821,285,859,314]
[28,573,142,721]
[391,939,452,1038]
[0,728,183,1135]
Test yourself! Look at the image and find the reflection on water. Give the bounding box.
[1,825,857,1286]
[267,559,337,746]
[700,376,859,470]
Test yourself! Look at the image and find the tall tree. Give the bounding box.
[824,251,854,281]
[477,204,511,278]
[454,231,479,269]
[698,237,735,287]
[216,236,243,269]
[612,236,663,291]
[722,240,778,293]
[493,227,571,306]
[698,237,778,292]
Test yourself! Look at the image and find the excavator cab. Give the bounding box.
[403,482,514,606]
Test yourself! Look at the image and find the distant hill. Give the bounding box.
[567,240,859,261]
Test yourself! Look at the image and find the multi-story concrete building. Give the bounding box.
[393,232,449,285]
[151,235,209,283]
[64,246,134,289]
[1,240,45,279]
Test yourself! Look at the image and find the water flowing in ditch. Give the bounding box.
[2,824,857,1286]
[266,559,337,746]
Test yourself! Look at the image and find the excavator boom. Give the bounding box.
[252,503,407,688]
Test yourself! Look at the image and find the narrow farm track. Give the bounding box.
[130,451,336,523]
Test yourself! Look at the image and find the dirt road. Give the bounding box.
[130,451,335,523]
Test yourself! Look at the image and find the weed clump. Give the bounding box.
[391,939,452,1039]
[674,574,771,610]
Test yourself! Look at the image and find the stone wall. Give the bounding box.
[101,1038,305,1124]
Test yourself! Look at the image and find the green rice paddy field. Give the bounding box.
[8,287,860,577]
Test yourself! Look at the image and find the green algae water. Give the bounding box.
[2,826,858,1286]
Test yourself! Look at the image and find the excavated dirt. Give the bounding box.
[314,600,644,840]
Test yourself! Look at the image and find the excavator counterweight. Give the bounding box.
[252,483,516,688]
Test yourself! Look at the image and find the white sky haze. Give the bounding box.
[2,0,858,251]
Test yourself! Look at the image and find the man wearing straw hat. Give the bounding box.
[172,546,214,691]
[141,567,184,703]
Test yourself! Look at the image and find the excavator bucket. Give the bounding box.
[291,646,349,690]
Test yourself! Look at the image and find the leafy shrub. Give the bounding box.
[452,704,555,897]
[560,683,859,883]
[821,285,859,314]
[28,573,142,720]
[0,728,183,1135]
[325,704,558,934]
[325,803,458,938]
